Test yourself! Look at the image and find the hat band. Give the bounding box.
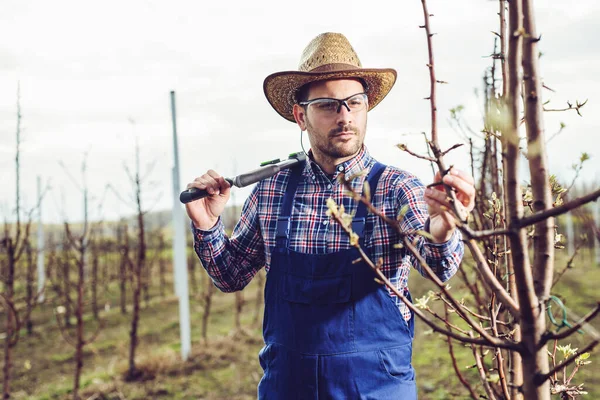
[306,63,359,73]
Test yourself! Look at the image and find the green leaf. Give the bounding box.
[417,230,434,240]
[363,181,371,203]
[486,373,500,384]
[580,152,590,163]
[397,205,410,221]
[578,353,590,360]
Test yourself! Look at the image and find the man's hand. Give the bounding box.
[424,168,475,243]
[185,170,231,230]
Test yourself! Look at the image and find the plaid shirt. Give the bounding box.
[193,147,463,321]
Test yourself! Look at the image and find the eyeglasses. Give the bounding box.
[299,93,368,116]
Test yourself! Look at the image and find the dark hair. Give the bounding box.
[294,78,369,104]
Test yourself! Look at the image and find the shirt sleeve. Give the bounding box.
[395,175,464,282]
[192,185,265,292]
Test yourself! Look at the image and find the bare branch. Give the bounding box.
[396,143,436,162]
[0,293,21,348]
[444,305,480,399]
[58,161,83,193]
[328,209,518,350]
[535,340,599,386]
[403,237,511,345]
[519,188,600,228]
[470,334,498,400]
[543,99,587,116]
[459,224,511,240]
[440,143,464,157]
[53,304,76,348]
[542,302,600,343]
[83,317,105,346]
[106,184,135,212]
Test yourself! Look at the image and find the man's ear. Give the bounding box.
[292,104,307,131]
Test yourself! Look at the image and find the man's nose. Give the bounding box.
[335,102,352,125]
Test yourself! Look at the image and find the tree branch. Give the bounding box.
[396,143,436,162]
[519,188,600,228]
[542,302,600,343]
[534,340,599,386]
[328,209,519,350]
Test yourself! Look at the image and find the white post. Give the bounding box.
[170,90,191,361]
[37,176,45,303]
[595,200,600,266]
[172,167,181,297]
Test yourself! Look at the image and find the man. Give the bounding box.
[186,33,475,399]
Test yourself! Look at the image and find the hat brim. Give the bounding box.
[263,68,397,123]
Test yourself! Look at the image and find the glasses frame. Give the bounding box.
[299,92,368,115]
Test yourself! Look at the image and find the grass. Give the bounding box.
[4,250,600,399]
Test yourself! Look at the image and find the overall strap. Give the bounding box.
[275,162,304,249]
[275,161,387,249]
[352,162,386,237]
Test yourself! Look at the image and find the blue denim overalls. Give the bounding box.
[258,162,418,400]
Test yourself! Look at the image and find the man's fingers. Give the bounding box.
[442,174,475,208]
[424,188,452,209]
[449,168,474,185]
[186,171,227,195]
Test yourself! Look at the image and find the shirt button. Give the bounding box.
[327,184,332,189]
[323,220,329,226]
[337,165,344,172]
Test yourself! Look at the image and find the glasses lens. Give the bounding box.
[306,93,368,115]
[309,99,339,114]
[346,94,367,111]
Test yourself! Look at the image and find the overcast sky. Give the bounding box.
[1,0,599,223]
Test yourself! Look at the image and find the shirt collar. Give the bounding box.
[304,146,374,182]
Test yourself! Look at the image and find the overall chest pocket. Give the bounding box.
[282,273,352,305]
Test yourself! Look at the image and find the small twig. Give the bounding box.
[439,295,509,326]
[470,333,498,400]
[440,143,464,157]
[535,340,599,386]
[397,143,436,162]
[445,305,480,399]
[53,303,77,347]
[551,241,583,288]
[459,224,512,240]
[83,317,105,346]
[0,293,21,347]
[543,99,587,116]
[542,302,600,343]
[328,203,518,350]
[423,304,470,335]
[519,188,600,228]
[422,132,437,176]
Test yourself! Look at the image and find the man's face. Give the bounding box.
[293,79,368,169]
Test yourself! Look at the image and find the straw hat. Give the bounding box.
[263,32,397,123]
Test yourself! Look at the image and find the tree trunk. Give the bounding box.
[127,174,145,380]
[25,240,35,334]
[188,252,198,295]
[62,237,72,328]
[158,234,166,297]
[73,248,85,400]
[253,270,264,327]
[119,224,128,315]
[3,241,16,400]
[234,291,244,331]
[91,245,99,320]
[143,253,151,308]
[519,0,553,397]
[202,272,214,344]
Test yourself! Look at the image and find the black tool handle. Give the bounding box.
[179,178,234,204]
[233,164,280,187]
[179,152,306,204]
